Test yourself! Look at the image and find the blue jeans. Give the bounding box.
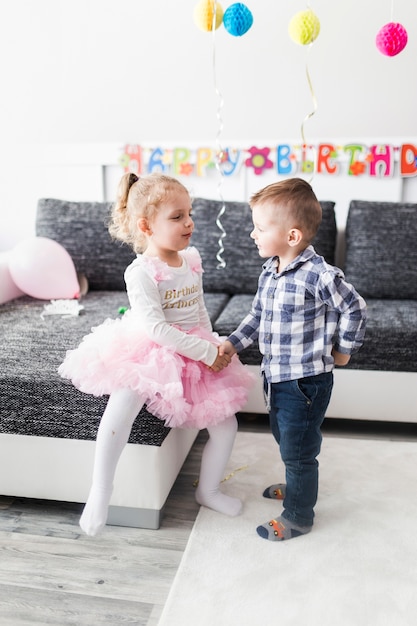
[266,371,334,527]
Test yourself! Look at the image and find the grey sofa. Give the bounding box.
[342,200,417,372]
[1,196,416,529]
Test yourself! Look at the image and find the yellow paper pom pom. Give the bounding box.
[194,0,224,32]
[288,9,320,46]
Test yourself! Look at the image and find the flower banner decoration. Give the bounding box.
[120,143,417,178]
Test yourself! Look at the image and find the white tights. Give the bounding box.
[80,388,241,536]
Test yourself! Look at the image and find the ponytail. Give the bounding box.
[108,173,141,250]
[114,173,139,213]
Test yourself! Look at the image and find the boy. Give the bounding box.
[220,178,366,541]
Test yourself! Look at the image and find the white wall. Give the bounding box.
[1,0,415,143]
[0,0,416,250]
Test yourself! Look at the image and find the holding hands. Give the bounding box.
[209,341,238,372]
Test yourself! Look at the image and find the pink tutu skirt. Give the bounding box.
[58,314,256,429]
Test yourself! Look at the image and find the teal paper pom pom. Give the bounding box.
[223,3,253,37]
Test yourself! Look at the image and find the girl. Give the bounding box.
[59,172,254,536]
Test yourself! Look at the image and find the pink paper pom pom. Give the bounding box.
[376,22,408,57]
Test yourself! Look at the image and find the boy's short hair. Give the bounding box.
[249,177,322,242]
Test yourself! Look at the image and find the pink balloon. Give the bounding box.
[0,253,25,304]
[9,237,80,300]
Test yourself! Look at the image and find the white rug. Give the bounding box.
[159,431,417,626]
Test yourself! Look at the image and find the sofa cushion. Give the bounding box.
[313,201,337,266]
[212,294,262,366]
[343,299,417,372]
[344,200,417,299]
[0,290,233,442]
[203,292,231,322]
[190,198,262,295]
[36,199,135,291]
[191,198,337,294]
[36,196,336,294]
[213,296,417,373]
[0,293,171,444]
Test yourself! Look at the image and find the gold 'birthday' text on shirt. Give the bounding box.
[163,284,200,309]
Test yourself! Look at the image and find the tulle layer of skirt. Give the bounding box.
[58,315,256,429]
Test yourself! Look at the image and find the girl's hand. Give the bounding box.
[209,347,232,372]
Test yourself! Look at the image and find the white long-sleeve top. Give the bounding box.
[124,247,218,367]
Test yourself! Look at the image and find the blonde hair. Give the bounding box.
[250,177,322,242]
[109,172,189,253]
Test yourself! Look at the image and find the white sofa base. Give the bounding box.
[0,426,198,530]
[242,366,417,423]
[1,368,414,531]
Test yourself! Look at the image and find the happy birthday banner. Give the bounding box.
[120,143,417,179]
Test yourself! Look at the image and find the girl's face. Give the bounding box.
[145,188,194,260]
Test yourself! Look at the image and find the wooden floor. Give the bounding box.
[1,415,417,625]
[0,429,207,626]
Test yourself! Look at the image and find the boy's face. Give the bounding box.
[250,203,289,258]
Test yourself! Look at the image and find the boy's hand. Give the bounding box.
[218,340,237,358]
[332,348,351,366]
[209,347,232,372]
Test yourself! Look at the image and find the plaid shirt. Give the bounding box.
[228,246,367,383]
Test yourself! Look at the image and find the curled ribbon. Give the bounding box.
[211,2,227,269]
[301,44,318,147]
[299,1,319,182]
[301,43,318,183]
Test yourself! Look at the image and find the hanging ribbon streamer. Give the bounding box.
[301,44,318,148]
[193,1,253,267]
[193,0,227,267]
[211,2,227,269]
[289,5,320,181]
